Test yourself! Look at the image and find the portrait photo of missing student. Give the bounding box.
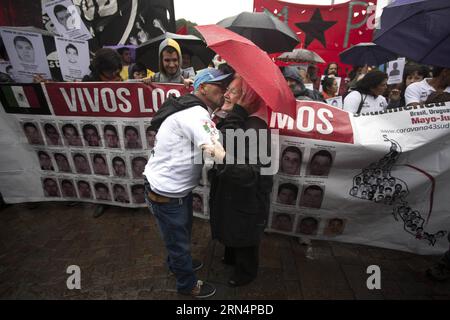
[279,145,302,176]
[37,151,54,171]
[72,152,91,174]
[1,29,52,82]
[43,123,62,146]
[42,177,60,198]
[296,217,320,236]
[276,182,299,206]
[112,156,127,178]
[324,218,346,236]
[145,125,157,149]
[94,182,111,201]
[53,152,72,173]
[65,43,79,65]
[59,178,77,198]
[14,36,35,64]
[299,185,324,209]
[61,123,83,146]
[113,184,130,204]
[53,4,77,32]
[271,212,294,233]
[124,125,142,149]
[23,122,44,145]
[131,184,145,204]
[192,193,204,214]
[82,124,102,147]
[103,124,120,149]
[131,156,147,178]
[77,180,92,199]
[91,153,109,176]
[306,149,334,177]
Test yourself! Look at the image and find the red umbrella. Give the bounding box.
[195,24,296,118]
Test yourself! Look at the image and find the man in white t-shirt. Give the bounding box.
[143,68,232,299]
[405,67,450,106]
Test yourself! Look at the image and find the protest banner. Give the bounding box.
[0,81,449,255]
[254,0,378,75]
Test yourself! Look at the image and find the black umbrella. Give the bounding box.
[135,32,215,72]
[339,42,398,66]
[373,0,450,68]
[217,11,299,54]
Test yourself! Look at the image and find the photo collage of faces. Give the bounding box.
[269,137,346,237]
[350,168,409,205]
[21,117,157,206]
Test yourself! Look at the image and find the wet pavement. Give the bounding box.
[0,202,449,300]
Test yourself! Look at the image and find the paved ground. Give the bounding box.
[0,202,449,300]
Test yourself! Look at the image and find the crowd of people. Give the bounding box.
[280,61,450,114]
[2,34,450,297]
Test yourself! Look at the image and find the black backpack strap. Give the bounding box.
[356,92,366,114]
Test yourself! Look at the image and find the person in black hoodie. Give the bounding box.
[282,66,325,102]
[207,75,273,287]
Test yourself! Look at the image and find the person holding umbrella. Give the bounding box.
[207,74,273,287]
[282,67,324,102]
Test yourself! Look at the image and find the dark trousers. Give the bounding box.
[224,245,259,283]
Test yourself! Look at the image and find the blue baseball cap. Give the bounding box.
[193,68,232,91]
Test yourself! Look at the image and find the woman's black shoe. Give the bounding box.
[227,278,254,287]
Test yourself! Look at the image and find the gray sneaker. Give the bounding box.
[180,280,216,299]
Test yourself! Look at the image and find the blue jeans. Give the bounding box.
[144,180,196,293]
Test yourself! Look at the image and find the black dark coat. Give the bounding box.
[208,104,273,247]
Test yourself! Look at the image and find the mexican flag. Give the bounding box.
[0,85,40,109]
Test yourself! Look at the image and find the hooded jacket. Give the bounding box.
[151,38,190,83]
[283,67,325,102]
[150,93,208,131]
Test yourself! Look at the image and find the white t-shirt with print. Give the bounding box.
[343,90,387,114]
[143,105,219,198]
[404,78,450,105]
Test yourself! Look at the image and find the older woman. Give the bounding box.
[207,74,273,287]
